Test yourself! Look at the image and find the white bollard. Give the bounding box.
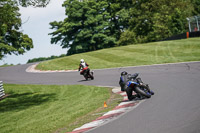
[0,81,5,98]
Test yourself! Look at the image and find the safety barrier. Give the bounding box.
[0,81,5,99]
[164,31,200,41]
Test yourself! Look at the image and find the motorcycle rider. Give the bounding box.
[78,59,94,80]
[78,59,89,75]
[119,71,142,100]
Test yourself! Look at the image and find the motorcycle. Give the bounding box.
[80,67,94,80]
[119,71,154,100]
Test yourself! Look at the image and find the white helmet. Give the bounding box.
[80,59,84,63]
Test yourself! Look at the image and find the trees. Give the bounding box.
[27,54,66,63]
[50,0,198,55]
[17,0,51,7]
[49,0,135,55]
[127,0,193,42]
[0,0,33,60]
[191,0,200,15]
[49,0,117,55]
[106,0,133,43]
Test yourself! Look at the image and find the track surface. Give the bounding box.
[0,62,200,133]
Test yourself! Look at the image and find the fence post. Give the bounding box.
[195,16,199,31]
[0,81,5,99]
[187,18,191,32]
[186,32,189,39]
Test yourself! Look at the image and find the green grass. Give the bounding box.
[0,84,122,133]
[36,38,200,71]
[0,64,14,67]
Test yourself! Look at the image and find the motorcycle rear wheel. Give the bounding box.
[126,87,135,100]
[84,73,88,80]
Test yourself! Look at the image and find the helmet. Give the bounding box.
[80,59,84,63]
[121,71,128,76]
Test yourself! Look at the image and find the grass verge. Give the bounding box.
[0,64,14,67]
[0,84,122,133]
[36,38,200,71]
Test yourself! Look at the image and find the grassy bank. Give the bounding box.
[0,64,14,67]
[0,84,122,133]
[36,38,200,71]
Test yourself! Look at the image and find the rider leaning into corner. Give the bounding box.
[78,59,94,80]
[78,59,89,75]
[119,71,154,100]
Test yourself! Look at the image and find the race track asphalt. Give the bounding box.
[0,62,200,133]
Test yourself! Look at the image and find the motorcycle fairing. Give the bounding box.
[127,81,139,87]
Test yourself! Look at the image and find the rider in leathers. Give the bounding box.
[78,59,89,75]
[119,72,142,100]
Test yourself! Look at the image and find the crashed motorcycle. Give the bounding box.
[80,67,94,80]
[119,71,154,100]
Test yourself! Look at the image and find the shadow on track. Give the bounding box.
[77,79,92,82]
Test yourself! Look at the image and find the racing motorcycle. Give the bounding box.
[80,67,94,80]
[119,71,154,100]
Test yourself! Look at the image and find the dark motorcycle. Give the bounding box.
[119,71,154,100]
[80,67,94,80]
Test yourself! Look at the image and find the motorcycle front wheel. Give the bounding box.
[83,73,88,80]
[134,86,151,98]
[90,72,94,80]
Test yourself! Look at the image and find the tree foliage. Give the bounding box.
[27,54,66,63]
[49,0,117,55]
[191,0,200,15]
[0,0,33,60]
[16,0,50,7]
[50,0,199,55]
[128,0,193,42]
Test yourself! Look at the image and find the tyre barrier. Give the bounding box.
[0,81,5,99]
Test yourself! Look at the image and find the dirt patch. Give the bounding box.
[0,94,10,101]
